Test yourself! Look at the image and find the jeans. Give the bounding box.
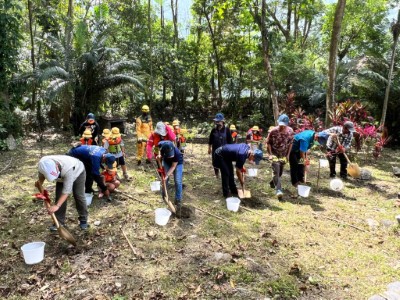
[289,151,305,186]
[55,170,88,225]
[271,161,285,191]
[163,162,183,202]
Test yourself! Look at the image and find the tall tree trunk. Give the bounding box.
[325,0,346,126]
[204,7,223,109]
[63,0,74,129]
[381,10,400,128]
[171,0,179,48]
[250,0,279,123]
[148,0,154,105]
[192,16,202,103]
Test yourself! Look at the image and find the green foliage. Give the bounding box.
[0,109,22,140]
[258,275,300,299]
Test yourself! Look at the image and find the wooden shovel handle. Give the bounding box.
[335,137,352,164]
[36,180,61,228]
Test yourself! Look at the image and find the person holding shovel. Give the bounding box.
[323,121,355,179]
[157,141,184,208]
[208,113,233,179]
[146,121,176,162]
[35,155,89,230]
[289,130,329,187]
[265,114,294,200]
[214,143,263,198]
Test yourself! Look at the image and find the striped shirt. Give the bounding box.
[323,126,353,150]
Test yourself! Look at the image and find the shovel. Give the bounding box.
[153,160,176,214]
[336,138,361,178]
[238,170,251,199]
[35,182,77,246]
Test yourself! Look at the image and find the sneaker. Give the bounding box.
[269,180,275,189]
[145,159,151,164]
[79,223,90,230]
[106,196,112,202]
[330,174,336,178]
[276,190,283,201]
[137,160,142,166]
[123,173,131,181]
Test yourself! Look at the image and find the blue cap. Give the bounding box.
[278,114,289,126]
[253,149,263,165]
[316,131,329,146]
[87,113,95,120]
[213,113,225,122]
[159,141,175,158]
[105,153,116,169]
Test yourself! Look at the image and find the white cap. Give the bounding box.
[38,159,60,182]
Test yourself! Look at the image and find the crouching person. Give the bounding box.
[157,141,184,208]
[100,162,120,202]
[36,155,89,231]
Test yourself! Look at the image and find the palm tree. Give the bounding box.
[38,23,142,132]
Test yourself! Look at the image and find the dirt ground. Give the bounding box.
[0,133,399,300]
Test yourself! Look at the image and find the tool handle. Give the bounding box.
[43,197,61,228]
[335,136,352,164]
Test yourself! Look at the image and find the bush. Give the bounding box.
[0,109,23,140]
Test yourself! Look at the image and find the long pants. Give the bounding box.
[271,161,285,191]
[289,151,305,186]
[163,162,184,203]
[215,153,238,197]
[136,141,146,161]
[327,151,348,178]
[211,150,219,177]
[55,170,88,225]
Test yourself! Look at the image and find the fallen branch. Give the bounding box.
[191,205,233,224]
[120,227,138,255]
[241,206,264,217]
[0,157,13,173]
[314,213,366,232]
[114,189,152,206]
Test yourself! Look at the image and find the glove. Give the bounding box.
[157,168,166,177]
[241,167,246,173]
[336,145,345,153]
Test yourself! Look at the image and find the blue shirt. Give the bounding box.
[68,145,106,176]
[218,143,250,169]
[163,146,184,165]
[291,130,315,153]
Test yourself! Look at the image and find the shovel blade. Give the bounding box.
[58,227,77,246]
[238,189,251,199]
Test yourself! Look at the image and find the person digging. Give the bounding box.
[35,155,89,231]
[157,141,184,216]
[214,143,263,198]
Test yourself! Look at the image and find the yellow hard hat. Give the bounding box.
[172,120,180,126]
[102,129,111,138]
[230,124,236,130]
[252,126,259,131]
[110,127,121,138]
[82,129,92,138]
[268,126,275,133]
[142,105,150,112]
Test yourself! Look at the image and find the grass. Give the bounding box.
[0,133,400,299]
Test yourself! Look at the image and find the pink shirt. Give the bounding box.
[146,126,176,159]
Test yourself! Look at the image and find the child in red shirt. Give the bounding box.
[99,162,120,202]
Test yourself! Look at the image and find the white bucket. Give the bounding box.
[395,215,400,224]
[226,197,241,212]
[319,159,329,168]
[155,208,172,226]
[150,181,161,192]
[85,193,93,206]
[297,185,311,197]
[247,168,258,177]
[21,242,45,265]
[330,178,344,191]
